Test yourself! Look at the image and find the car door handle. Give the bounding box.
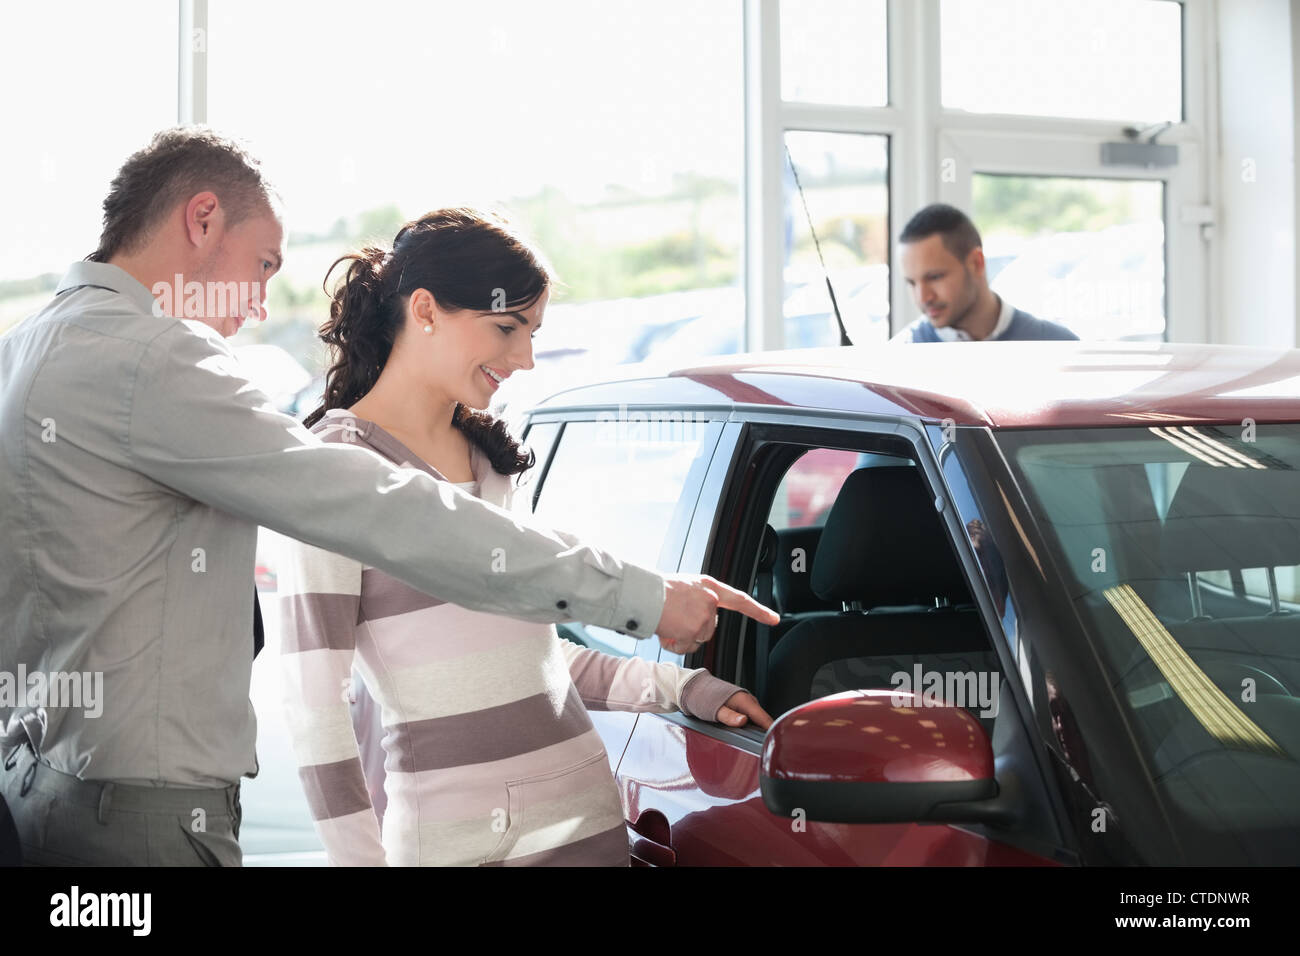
[628,811,676,867]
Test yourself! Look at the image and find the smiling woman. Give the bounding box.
[279,207,753,866]
[300,207,549,476]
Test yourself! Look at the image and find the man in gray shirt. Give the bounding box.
[0,127,776,866]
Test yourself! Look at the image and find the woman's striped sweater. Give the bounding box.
[277,408,745,866]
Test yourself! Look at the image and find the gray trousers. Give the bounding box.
[0,744,242,866]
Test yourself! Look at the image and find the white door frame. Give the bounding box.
[936,124,1206,342]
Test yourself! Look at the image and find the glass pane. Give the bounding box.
[997,425,1300,863]
[207,0,742,418]
[941,0,1182,122]
[972,174,1165,340]
[783,131,891,349]
[0,1,178,332]
[757,442,999,722]
[781,0,888,106]
[1201,567,1300,607]
[532,419,712,656]
[770,448,866,530]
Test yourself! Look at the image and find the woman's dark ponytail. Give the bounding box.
[302,246,391,430]
[301,209,547,479]
[452,404,535,476]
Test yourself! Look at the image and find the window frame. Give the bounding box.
[522,409,728,658]
[780,128,894,348]
[169,0,1213,350]
[748,0,1213,346]
[644,407,1078,860]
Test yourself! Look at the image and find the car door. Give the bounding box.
[521,413,725,773]
[616,416,1070,865]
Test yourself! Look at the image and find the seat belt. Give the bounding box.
[755,528,778,707]
[755,569,775,707]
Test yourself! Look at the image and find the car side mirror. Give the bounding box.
[760,689,1017,826]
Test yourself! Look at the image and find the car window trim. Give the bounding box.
[922,423,1078,856]
[520,419,565,513]
[668,411,1079,859]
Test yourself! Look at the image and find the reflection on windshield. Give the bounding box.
[1102,583,1285,756]
[999,424,1300,863]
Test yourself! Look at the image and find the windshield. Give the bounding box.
[997,423,1300,864]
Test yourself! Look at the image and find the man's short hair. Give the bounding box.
[87,126,278,263]
[899,203,983,261]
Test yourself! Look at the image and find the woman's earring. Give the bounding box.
[423,324,433,334]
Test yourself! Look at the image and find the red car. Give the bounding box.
[521,341,1300,866]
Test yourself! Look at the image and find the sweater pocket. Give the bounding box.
[481,749,615,865]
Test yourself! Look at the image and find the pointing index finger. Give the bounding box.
[709,579,780,625]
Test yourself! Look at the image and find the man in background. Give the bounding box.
[891,203,1078,343]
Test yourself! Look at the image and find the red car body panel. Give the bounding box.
[618,715,1059,866]
[761,691,995,784]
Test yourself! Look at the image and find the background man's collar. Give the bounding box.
[987,294,1015,340]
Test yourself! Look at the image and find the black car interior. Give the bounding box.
[748,452,1002,738]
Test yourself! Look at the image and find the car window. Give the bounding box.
[938,437,1019,657]
[749,440,1000,737]
[516,420,562,513]
[532,417,714,656]
[768,447,864,529]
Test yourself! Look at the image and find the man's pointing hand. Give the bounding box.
[655,573,779,654]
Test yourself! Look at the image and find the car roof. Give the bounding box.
[530,341,1300,428]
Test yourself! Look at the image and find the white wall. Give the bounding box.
[1295,0,1300,348]
[1215,0,1296,347]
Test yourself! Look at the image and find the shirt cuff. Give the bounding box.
[604,561,666,640]
[679,671,747,721]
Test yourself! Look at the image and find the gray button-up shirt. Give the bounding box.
[0,262,665,788]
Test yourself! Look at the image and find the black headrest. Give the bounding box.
[1019,462,1168,588]
[771,526,834,615]
[1161,465,1300,572]
[811,465,970,606]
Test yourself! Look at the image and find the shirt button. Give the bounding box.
[556,600,567,610]
[626,619,639,631]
